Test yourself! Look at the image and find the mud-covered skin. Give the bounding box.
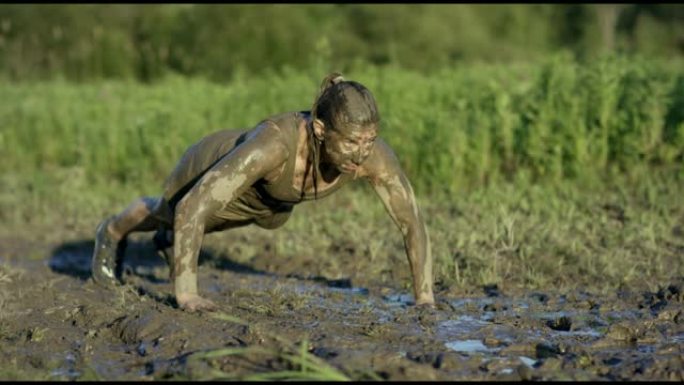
[356,139,435,305]
[171,121,290,311]
[312,117,434,305]
[96,111,434,311]
[91,216,123,286]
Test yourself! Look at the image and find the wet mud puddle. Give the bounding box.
[0,249,682,380]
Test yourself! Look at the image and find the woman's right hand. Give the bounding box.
[176,293,218,312]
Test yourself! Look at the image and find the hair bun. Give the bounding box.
[320,72,344,93]
[331,74,344,84]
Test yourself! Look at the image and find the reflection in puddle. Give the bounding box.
[637,344,656,353]
[50,368,81,380]
[383,293,415,306]
[438,315,490,336]
[445,339,491,353]
[51,352,80,380]
[533,310,574,319]
[559,329,603,338]
[330,287,369,295]
[519,356,537,368]
[450,298,494,310]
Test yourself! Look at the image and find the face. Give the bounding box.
[323,123,378,173]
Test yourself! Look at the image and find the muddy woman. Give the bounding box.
[91,73,434,312]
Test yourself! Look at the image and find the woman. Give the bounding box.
[92,73,435,312]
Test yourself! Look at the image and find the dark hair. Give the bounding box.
[304,73,380,200]
[312,72,380,131]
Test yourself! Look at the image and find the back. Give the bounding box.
[162,128,249,208]
[162,111,301,208]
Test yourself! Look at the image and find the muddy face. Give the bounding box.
[322,124,378,174]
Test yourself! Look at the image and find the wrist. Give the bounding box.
[415,293,435,306]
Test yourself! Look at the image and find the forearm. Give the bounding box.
[364,141,435,305]
[403,220,435,305]
[172,193,211,296]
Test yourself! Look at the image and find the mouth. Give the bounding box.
[339,164,358,173]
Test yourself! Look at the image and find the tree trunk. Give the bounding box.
[595,4,622,53]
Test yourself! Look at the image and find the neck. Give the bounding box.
[305,118,340,184]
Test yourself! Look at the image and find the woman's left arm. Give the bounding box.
[361,139,435,306]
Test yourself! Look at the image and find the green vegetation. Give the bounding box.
[1,54,682,194]
[1,55,682,294]
[188,340,352,381]
[1,5,683,82]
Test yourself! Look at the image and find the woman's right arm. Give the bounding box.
[172,121,290,308]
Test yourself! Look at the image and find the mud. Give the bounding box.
[0,235,682,381]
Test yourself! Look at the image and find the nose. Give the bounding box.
[351,150,363,165]
[352,143,372,165]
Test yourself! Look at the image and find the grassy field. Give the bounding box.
[1,55,683,293]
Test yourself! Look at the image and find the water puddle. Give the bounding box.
[330,287,369,296]
[557,329,603,338]
[519,356,537,368]
[445,339,493,353]
[438,315,490,336]
[383,293,415,307]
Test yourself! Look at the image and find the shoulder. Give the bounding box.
[260,111,302,135]
[247,111,301,143]
[233,115,293,165]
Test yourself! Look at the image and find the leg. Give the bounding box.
[254,207,292,230]
[108,197,172,240]
[153,228,174,277]
[92,197,170,286]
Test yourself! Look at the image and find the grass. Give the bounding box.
[201,313,387,380]
[1,54,683,196]
[0,160,681,295]
[0,367,51,381]
[0,265,25,321]
[0,56,682,294]
[188,332,353,381]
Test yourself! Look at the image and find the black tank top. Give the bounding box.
[162,111,352,211]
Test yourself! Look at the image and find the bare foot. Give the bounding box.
[176,293,218,312]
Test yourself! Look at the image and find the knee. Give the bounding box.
[175,194,198,218]
[141,196,161,212]
[127,197,159,220]
[174,193,214,228]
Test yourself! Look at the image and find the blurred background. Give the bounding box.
[1,4,683,292]
[1,4,683,82]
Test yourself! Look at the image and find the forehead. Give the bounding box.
[334,123,379,138]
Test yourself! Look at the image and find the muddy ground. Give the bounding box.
[0,233,682,381]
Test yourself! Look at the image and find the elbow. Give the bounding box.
[175,191,212,228]
[403,221,428,245]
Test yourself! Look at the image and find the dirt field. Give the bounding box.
[0,232,682,381]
